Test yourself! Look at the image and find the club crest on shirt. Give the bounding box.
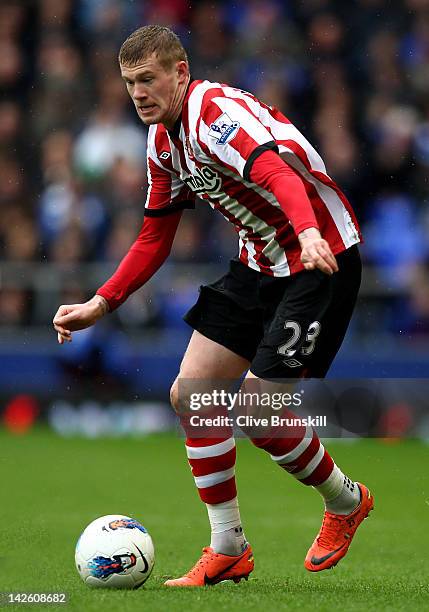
[209,113,240,145]
[185,135,196,160]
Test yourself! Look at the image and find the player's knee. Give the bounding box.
[170,377,198,414]
[169,379,180,413]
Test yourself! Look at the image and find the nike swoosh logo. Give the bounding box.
[310,543,347,566]
[133,543,149,573]
[204,554,245,585]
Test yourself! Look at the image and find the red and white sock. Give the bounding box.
[186,437,237,503]
[254,424,360,514]
[267,426,334,485]
[185,437,246,555]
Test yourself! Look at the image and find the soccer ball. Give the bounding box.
[75,514,155,589]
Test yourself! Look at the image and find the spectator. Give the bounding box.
[1,0,428,346]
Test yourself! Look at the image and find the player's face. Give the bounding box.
[120,54,188,128]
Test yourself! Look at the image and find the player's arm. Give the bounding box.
[249,150,338,275]
[53,157,194,343]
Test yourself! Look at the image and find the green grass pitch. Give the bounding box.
[1,430,428,611]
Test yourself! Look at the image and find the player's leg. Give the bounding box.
[245,246,374,570]
[165,262,264,586]
[171,330,250,555]
[166,331,255,586]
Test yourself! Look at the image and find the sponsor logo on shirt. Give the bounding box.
[209,112,240,145]
[159,151,171,160]
[183,166,222,195]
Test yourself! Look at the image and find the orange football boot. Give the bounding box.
[305,482,374,572]
[164,544,254,587]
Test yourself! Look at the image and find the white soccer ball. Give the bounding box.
[75,514,155,589]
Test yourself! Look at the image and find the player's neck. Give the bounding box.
[163,75,191,131]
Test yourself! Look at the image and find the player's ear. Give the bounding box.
[176,60,189,82]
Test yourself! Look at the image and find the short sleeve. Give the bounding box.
[198,96,278,182]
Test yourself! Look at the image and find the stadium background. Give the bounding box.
[1,0,429,436]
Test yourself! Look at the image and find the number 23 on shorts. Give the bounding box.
[277,320,322,361]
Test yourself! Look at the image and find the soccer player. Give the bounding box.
[53,26,374,587]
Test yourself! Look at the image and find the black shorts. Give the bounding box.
[183,246,362,378]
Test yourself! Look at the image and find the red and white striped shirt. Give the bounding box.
[145,79,361,277]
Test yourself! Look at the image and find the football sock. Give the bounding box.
[206,497,246,556]
[185,437,237,504]
[185,436,244,554]
[257,424,335,487]
[252,418,360,513]
[316,468,361,515]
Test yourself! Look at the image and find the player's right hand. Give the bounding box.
[298,227,339,275]
[53,295,109,344]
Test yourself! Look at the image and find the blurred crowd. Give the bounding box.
[1,0,429,338]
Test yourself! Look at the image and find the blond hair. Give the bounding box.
[119,25,188,70]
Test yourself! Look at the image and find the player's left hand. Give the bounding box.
[298,227,339,275]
